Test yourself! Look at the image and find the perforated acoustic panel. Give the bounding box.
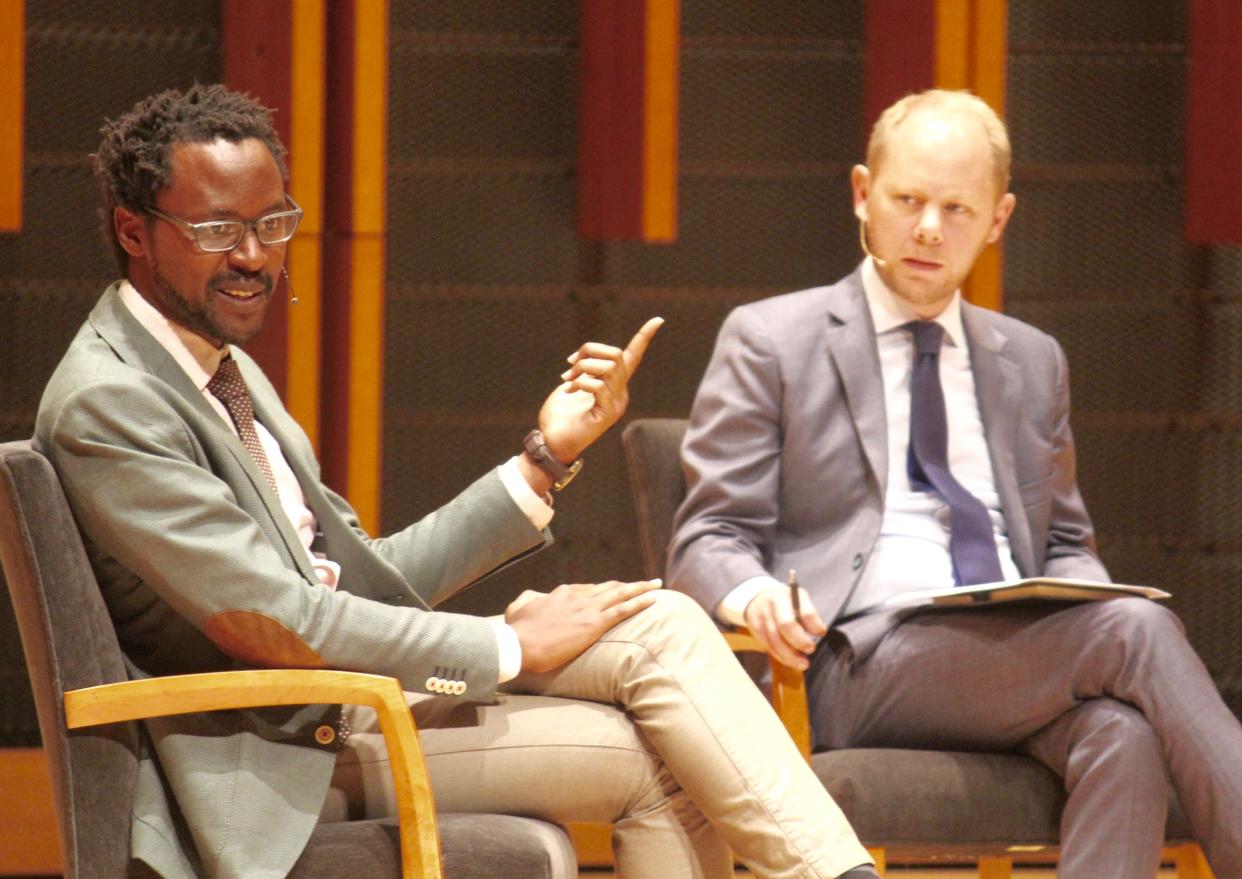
[0,0,221,746]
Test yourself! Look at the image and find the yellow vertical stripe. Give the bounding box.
[971,0,1007,117]
[287,0,325,447]
[348,0,388,533]
[641,0,679,243]
[0,0,24,232]
[935,0,1007,312]
[934,0,970,91]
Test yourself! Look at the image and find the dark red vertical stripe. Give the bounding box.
[222,0,293,396]
[319,1,357,493]
[577,0,647,239]
[863,0,936,142]
[1185,0,1242,244]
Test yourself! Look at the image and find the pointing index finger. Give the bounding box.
[622,316,665,374]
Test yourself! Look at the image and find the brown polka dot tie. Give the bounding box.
[207,356,280,496]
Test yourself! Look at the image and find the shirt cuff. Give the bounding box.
[498,456,554,530]
[717,575,784,627]
[489,618,523,684]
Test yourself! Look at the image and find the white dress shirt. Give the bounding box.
[717,258,1021,626]
[118,281,539,679]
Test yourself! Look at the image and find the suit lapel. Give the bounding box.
[963,304,1035,574]
[825,274,887,492]
[90,287,318,582]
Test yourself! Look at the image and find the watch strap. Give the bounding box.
[523,429,583,491]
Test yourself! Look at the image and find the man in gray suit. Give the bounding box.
[36,85,879,879]
[669,89,1242,878]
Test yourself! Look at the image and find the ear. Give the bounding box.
[114,206,150,258]
[850,164,871,223]
[986,192,1017,245]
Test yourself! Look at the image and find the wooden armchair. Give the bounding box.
[0,440,575,879]
[621,417,1212,879]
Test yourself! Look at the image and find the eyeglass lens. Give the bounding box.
[196,212,301,252]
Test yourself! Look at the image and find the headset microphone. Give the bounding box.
[858,219,887,268]
[282,266,299,305]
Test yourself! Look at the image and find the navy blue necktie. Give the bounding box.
[906,321,1004,586]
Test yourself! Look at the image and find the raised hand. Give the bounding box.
[505,579,662,673]
[538,317,664,464]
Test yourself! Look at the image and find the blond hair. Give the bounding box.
[866,89,1011,196]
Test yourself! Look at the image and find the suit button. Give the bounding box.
[852,553,863,571]
[426,676,441,693]
[314,724,336,746]
[452,681,467,695]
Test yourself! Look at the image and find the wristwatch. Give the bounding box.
[523,429,583,491]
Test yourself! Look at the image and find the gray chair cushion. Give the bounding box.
[814,747,1192,850]
[290,814,575,879]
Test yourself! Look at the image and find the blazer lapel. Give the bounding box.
[825,274,887,493]
[90,287,318,582]
[963,304,1036,575]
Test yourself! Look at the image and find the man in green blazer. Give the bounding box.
[35,85,876,879]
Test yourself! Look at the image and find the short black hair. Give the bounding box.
[93,83,289,273]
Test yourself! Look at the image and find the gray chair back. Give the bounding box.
[620,418,689,580]
[0,440,137,878]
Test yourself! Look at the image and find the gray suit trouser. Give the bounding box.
[330,590,871,879]
[807,597,1242,879]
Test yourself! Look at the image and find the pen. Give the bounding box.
[788,568,801,619]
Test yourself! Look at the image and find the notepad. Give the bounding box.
[882,577,1171,610]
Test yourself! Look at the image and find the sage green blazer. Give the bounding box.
[36,284,548,878]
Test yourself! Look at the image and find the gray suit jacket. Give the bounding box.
[668,266,1108,658]
[35,284,549,878]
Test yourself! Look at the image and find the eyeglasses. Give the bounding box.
[144,195,303,253]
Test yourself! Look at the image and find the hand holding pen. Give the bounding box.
[743,568,827,671]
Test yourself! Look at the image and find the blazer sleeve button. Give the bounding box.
[314,724,336,746]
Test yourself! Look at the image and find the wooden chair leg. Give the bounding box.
[867,847,886,876]
[1171,843,1216,879]
[977,855,1013,879]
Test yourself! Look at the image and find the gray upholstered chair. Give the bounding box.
[0,440,575,879]
[621,417,1210,878]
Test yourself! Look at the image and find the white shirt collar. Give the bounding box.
[117,280,231,390]
[860,257,967,350]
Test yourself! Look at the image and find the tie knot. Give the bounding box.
[907,320,945,356]
[207,356,249,406]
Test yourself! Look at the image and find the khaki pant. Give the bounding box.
[331,590,870,879]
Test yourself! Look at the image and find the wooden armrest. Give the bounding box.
[64,669,440,879]
[722,630,812,762]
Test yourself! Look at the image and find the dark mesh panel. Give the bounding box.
[387,171,579,285]
[1008,0,1186,44]
[682,2,863,40]
[1008,53,1183,167]
[680,42,862,164]
[601,174,858,289]
[1004,179,1190,302]
[384,2,866,614]
[0,1,221,746]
